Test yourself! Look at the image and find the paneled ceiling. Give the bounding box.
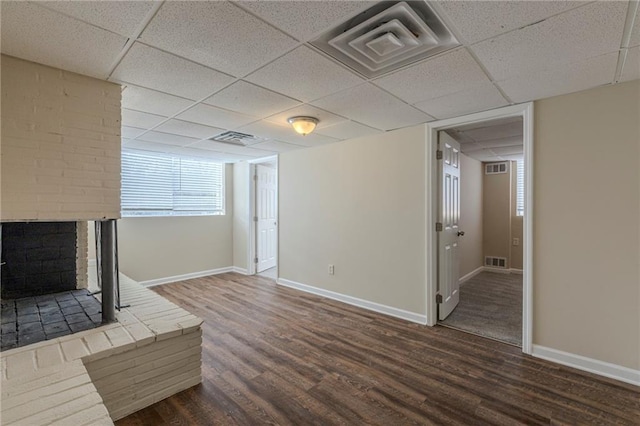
[446,117,524,162]
[2,1,638,163]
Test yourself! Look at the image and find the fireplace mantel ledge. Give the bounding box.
[0,273,203,425]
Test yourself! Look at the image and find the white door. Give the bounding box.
[438,132,462,320]
[256,165,277,272]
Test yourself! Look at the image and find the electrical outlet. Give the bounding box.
[513,238,520,246]
[328,264,335,275]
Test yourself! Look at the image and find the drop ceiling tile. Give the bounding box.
[173,147,240,161]
[497,52,618,103]
[314,121,383,140]
[0,2,127,79]
[122,126,147,140]
[466,150,503,162]
[458,142,484,153]
[500,154,524,161]
[237,120,339,146]
[123,139,175,153]
[472,2,627,81]
[490,146,523,156]
[122,85,194,117]
[478,136,523,149]
[176,104,258,130]
[35,1,156,37]
[136,131,199,147]
[121,108,167,129]
[251,140,303,153]
[464,121,522,142]
[413,83,508,119]
[265,105,347,129]
[374,49,491,104]
[245,46,365,102]
[139,1,297,77]
[112,43,234,101]
[154,119,224,140]
[204,81,301,118]
[237,1,370,42]
[628,6,640,48]
[190,140,275,158]
[620,46,640,82]
[312,84,434,131]
[436,1,587,44]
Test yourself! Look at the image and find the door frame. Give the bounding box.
[247,155,279,276]
[425,103,534,354]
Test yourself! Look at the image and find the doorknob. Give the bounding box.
[457,231,465,237]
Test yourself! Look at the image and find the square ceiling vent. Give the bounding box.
[208,131,265,146]
[311,1,459,78]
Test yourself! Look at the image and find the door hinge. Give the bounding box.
[254,257,259,264]
[435,222,443,232]
[436,293,443,304]
[436,150,443,160]
[253,216,258,222]
[253,174,258,181]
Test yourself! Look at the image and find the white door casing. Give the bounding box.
[437,132,461,320]
[256,165,277,272]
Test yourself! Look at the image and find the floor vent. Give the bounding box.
[208,131,263,146]
[485,256,507,268]
[485,162,508,174]
[310,1,459,78]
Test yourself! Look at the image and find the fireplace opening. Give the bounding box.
[1,221,102,350]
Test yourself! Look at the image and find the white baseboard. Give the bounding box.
[509,268,523,274]
[140,267,233,287]
[232,267,249,275]
[459,266,484,284]
[482,266,511,274]
[532,345,640,387]
[277,278,427,325]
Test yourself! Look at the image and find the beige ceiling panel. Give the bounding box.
[140,1,297,76]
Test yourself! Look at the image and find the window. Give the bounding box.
[516,160,524,216]
[121,149,224,217]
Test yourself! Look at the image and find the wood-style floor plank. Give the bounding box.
[116,273,639,425]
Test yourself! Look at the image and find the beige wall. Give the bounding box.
[534,80,640,369]
[113,165,233,282]
[279,126,427,315]
[1,55,121,222]
[233,162,250,271]
[459,153,484,277]
[483,161,512,265]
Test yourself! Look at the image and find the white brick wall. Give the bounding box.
[1,55,121,221]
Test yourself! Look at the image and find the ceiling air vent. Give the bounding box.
[208,131,263,146]
[311,1,459,78]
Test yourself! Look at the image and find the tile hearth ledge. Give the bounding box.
[0,270,203,425]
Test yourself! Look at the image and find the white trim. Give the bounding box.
[248,157,279,277]
[277,278,428,325]
[458,266,484,284]
[509,268,523,275]
[88,259,96,267]
[232,266,249,275]
[483,266,511,274]
[140,267,233,287]
[532,345,640,387]
[425,102,534,354]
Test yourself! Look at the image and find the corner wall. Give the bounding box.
[113,165,233,283]
[279,126,427,317]
[533,79,640,370]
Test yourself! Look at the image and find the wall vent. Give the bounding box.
[310,1,459,78]
[485,256,507,269]
[485,162,508,175]
[208,131,263,146]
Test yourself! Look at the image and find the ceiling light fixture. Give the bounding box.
[287,116,319,136]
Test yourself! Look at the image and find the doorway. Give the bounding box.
[249,157,278,280]
[425,103,533,354]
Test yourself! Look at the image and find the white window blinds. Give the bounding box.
[122,149,225,217]
[516,160,524,216]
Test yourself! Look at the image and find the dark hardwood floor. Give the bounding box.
[117,273,639,425]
